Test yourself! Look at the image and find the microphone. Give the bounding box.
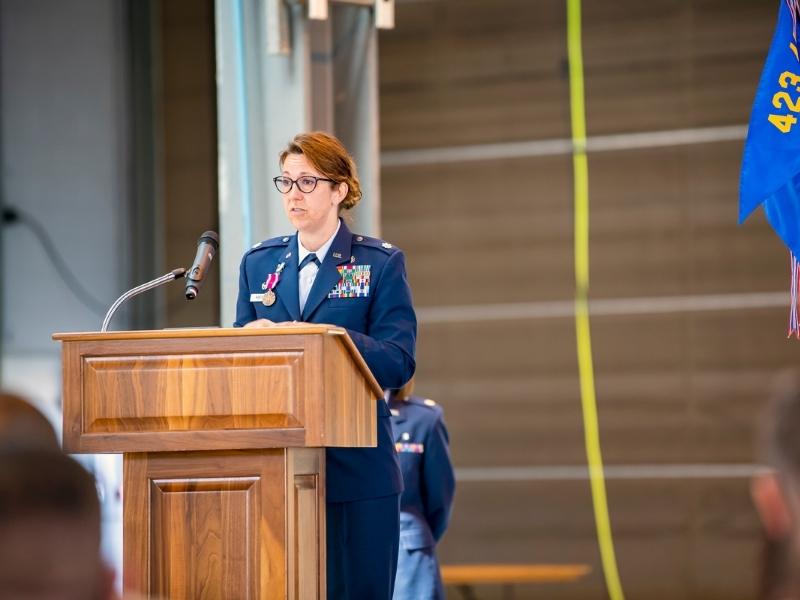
[185,231,219,300]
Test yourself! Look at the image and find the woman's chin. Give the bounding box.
[287,214,306,230]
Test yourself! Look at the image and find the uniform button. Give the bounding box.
[356,236,364,242]
[282,237,289,242]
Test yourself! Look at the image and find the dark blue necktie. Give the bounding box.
[298,253,321,271]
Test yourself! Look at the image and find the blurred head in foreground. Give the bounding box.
[0,450,114,599]
[0,392,59,452]
[752,372,800,600]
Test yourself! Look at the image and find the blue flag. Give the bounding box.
[740,1,800,255]
[740,1,800,336]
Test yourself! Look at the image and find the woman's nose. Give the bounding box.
[288,183,304,200]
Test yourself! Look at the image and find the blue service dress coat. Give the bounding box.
[234,218,415,502]
[389,395,456,600]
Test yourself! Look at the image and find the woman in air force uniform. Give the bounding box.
[234,131,417,600]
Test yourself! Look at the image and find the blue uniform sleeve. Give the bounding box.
[422,411,455,542]
[345,249,417,389]
[233,253,256,327]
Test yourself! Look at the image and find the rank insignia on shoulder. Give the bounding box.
[423,398,437,407]
[395,442,424,454]
[251,242,262,249]
[328,265,371,298]
[381,242,393,249]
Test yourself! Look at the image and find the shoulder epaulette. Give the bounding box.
[406,396,439,411]
[352,234,400,254]
[245,235,292,256]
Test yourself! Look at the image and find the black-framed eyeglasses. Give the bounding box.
[273,175,335,194]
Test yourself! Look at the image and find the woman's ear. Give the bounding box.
[752,472,793,540]
[335,182,349,205]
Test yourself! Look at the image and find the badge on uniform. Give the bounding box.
[328,265,371,298]
[395,442,424,454]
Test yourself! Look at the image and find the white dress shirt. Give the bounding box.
[297,220,340,314]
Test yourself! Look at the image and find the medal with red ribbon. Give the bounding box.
[261,262,285,306]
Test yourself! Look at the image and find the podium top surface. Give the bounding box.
[53,324,343,341]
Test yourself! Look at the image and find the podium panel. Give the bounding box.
[83,351,305,432]
[124,448,325,600]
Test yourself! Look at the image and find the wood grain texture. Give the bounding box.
[61,342,83,448]
[55,327,379,452]
[123,449,326,600]
[441,564,591,585]
[150,476,259,598]
[322,334,377,448]
[123,454,149,596]
[287,448,325,600]
[83,351,304,432]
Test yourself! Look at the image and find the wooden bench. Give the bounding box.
[441,564,592,600]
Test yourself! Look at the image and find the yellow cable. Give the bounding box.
[567,1,626,599]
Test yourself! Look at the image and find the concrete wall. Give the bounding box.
[0,0,131,408]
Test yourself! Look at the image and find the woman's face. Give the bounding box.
[280,153,345,237]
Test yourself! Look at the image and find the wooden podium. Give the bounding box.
[53,325,381,600]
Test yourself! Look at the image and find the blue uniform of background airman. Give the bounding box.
[387,387,456,600]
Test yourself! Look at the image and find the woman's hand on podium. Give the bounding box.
[243,318,303,328]
[243,318,275,328]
